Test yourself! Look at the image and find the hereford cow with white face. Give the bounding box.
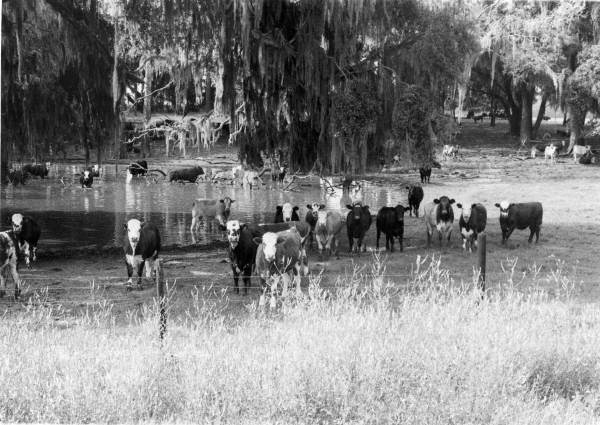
[123,219,161,290]
[80,169,93,188]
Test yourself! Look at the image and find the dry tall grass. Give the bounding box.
[1,256,599,424]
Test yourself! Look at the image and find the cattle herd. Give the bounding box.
[2,159,547,306]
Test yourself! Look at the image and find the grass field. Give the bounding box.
[2,257,600,423]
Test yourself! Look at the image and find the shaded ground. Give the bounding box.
[2,121,600,318]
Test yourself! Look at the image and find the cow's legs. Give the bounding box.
[376,228,381,250]
[535,226,540,243]
[347,230,354,253]
[316,234,325,259]
[0,267,6,298]
[32,244,37,262]
[136,260,145,290]
[190,216,198,244]
[9,262,20,299]
[270,276,278,309]
[231,264,240,294]
[388,234,393,252]
[503,228,514,244]
[242,265,252,295]
[21,241,31,267]
[399,234,404,252]
[426,229,432,248]
[125,258,134,288]
[528,226,539,243]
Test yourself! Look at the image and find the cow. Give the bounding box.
[304,202,321,249]
[314,209,344,259]
[419,161,441,183]
[573,145,591,163]
[456,203,487,253]
[11,214,41,267]
[80,169,93,188]
[376,204,406,252]
[169,166,204,183]
[406,184,424,217]
[249,221,310,270]
[274,202,299,223]
[346,202,372,254]
[423,196,455,248]
[473,114,484,123]
[224,220,258,295]
[89,165,101,178]
[242,170,264,189]
[0,231,21,299]
[22,163,49,179]
[442,144,458,160]
[253,228,305,308]
[128,160,148,177]
[544,145,557,164]
[190,197,235,243]
[123,219,161,290]
[494,201,543,245]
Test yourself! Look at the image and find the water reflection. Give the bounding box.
[1,163,412,249]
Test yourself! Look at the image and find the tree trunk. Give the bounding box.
[489,96,496,127]
[508,109,521,137]
[214,1,235,118]
[519,85,534,145]
[143,61,153,158]
[532,92,548,138]
[567,101,586,153]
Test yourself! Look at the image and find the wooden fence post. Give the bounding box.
[477,233,486,296]
[155,258,167,340]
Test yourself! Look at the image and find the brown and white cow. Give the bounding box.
[253,228,306,309]
[123,219,161,290]
[0,231,21,299]
[424,196,455,248]
[314,208,344,259]
[190,197,235,243]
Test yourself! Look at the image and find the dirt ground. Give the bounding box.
[2,120,600,318]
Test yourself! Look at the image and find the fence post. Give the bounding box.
[155,258,167,340]
[477,233,486,295]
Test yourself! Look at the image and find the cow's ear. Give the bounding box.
[319,204,326,210]
[405,186,409,190]
[218,224,227,231]
[494,203,501,208]
[219,199,224,203]
[293,206,299,211]
[433,198,440,204]
[456,203,462,209]
[346,204,353,210]
[306,204,312,209]
[123,224,128,230]
[471,203,477,209]
[230,199,235,203]
[252,237,262,245]
[449,199,455,204]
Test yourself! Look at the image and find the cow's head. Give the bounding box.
[346,201,364,220]
[316,208,329,227]
[125,219,143,250]
[394,204,406,221]
[456,203,473,221]
[83,170,90,180]
[225,220,242,249]
[11,213,24,233]
[433,196,455,221]
[494,200,511,218]
[254,232,278,262]
[282,203,298,222]
[306,202,324,218]
[220,197,235,215]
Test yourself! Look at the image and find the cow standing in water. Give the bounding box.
[190,197,235,243]
[424,196,455,248]
[225,220,258,295]
[407,184,424,217]
[123,219,161,290]
[346,202,372,254]
[494,201,543,245]
[0,231,21,299]
[11,213,41,267]
[80,169,93,188]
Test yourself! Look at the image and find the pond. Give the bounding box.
[1,163,412,249]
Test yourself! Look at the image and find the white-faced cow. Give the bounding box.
[314,208,344,259]
[274,202,299,223]
[80,169,93,188]
[406,184,424,217]
[253,228,305,309]
[494,201,543,245]
[123,219,161,290]
[456,203,487,253]
[346,202,372,254]
[225,220,259,295]
[424,196,455,248]
[190,197,235,243]
[11,213,41,267]
[0,231,21,299]
[376,204,406,252]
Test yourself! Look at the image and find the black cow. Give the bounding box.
[224,220,258,295]
[419,166,431,184]
[346,202,372,254]
[407,184,424,217]
[80,169,93,188]
[494,201,543,244]
[11,214,41,267]
[376,204,406,252]
[305,202,322,249]
[456,203,487,253]
[129,160,148,177]
[123,219,161,290]
[22,164,49,179]
[169,166,204,183]
[8,170,28,186]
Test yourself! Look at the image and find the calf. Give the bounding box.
[494,201,543,244]
[456,203,487,253]
[123,219,160,289]
[128,160,148,177]
[406,184,424,217]
[573,145,591,163]
[249,221,310,274]
[254,228,305,308]
[190,197,235,243]
[225,220,258,295]
[11,214,41,267]
[22,163,49,179]
[80,169,93,188]
[423,196,455,248]
[169,166,204,183]
[346,202,373,254]
[544,145,557,164]
[314,209,344,259]
[0,231,21,299]
[304,202,321,249]
[274,202,299,223]
[376,204,406,252]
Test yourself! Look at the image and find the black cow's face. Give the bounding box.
[394,205,406,221]
[346,202,363,220]
[434,196,455,220]
[220,197,235,214]
[494,200,511,218]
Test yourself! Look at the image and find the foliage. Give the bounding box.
[392,84,434,162]
[331,80,381,141]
